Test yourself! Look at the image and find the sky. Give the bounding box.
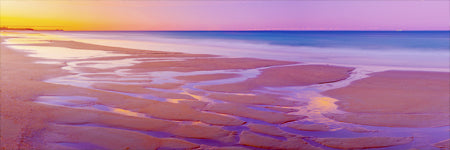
[0,0,449,31]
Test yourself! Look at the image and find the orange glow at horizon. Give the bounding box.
[0,1,155,31]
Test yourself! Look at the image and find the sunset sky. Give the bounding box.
[1,0,449,31]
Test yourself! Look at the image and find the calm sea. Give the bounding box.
[127,31,449,50]
[48,31,450,71]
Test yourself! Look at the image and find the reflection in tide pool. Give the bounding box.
[3,38,50,44]
[35,96,148,118]
[180,91,212,103]
[166,99,185,103]
[112,107,147,118]
[302,96,344,125]
[309,97,339,114]
[35,96,97,107]
[67,58,141,69]
[90,105,149,118]
[8,45,129,60]
[291,90,346,126]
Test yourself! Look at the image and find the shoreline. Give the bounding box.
[40,30,450,72]
[1,31,448,149]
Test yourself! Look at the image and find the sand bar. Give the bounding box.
[322,70,450,127]
[199,65,354,93]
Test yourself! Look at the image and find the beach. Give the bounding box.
[1,31,449,150]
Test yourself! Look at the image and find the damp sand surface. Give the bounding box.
[1,31,449,150]
[322,71,450,128]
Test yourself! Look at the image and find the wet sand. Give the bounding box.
[322,71,450,128]
[198,65,354,93]
[313,137,414,149]
[1,31,449,150]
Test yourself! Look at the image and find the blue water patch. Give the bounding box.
[76,31,450,51]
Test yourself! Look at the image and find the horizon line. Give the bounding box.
[2,28,449,32]
[23,30,450,32]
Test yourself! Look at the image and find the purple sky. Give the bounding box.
[2,0,449,30]
[158,1,449,30]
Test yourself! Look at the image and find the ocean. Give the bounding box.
[47,31,450,71]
